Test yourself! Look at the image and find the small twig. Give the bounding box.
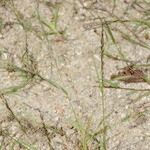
[0,94,27,133]
[104,85,150,92]
[39,110,54,150]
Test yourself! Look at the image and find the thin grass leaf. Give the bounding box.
[1,130,37,150]
[105,22,115,43]
[73,118,90,150]
[112,0,116,12]
[119,30,150,50]
[104,51,133,63]
[10,137,37,150]
[0,18,4,32]
[37,74,68,96]
[0,79,31,95]
[104,21,125,59]
[133,19,150,28]
[104,79,120,88]
[46,78,68,95]
[51,6,59,29]
[38,7,60,35]
[110,19,150,28]
[143,76,150,85]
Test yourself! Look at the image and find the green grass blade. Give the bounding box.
[104,21,125,59]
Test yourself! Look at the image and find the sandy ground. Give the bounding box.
[0,0,150,149]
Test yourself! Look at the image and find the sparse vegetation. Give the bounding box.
[0,0,149,149]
